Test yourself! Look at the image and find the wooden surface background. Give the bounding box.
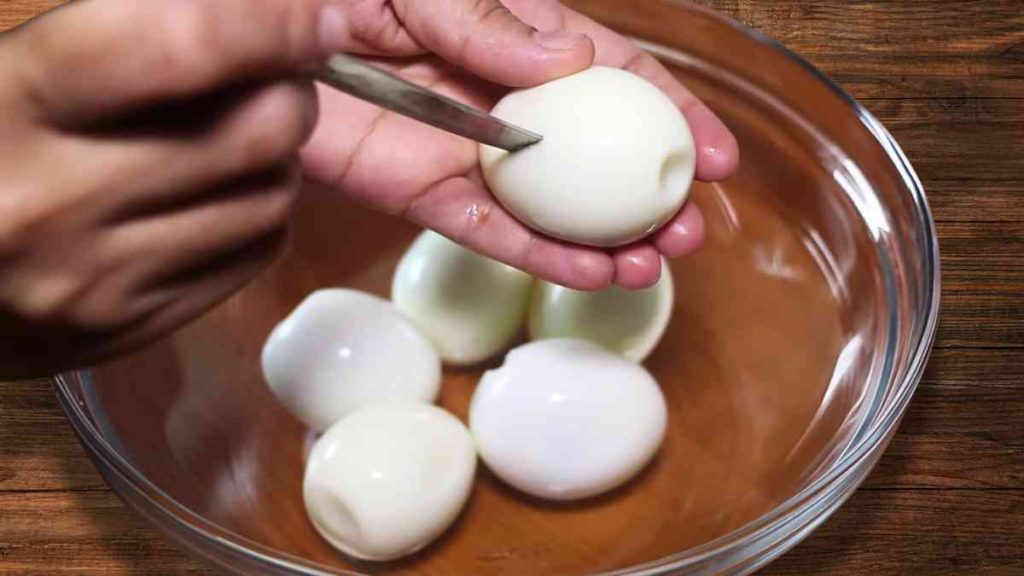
[1,0,1022,574]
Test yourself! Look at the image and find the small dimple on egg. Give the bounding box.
[660,151,691,198]
[309,487,362,547]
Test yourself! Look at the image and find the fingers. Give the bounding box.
[611,201,708,290]
[402,176,614,291]
[90,230,286,367]
[511,2,740,182]
[612,244,662,290]
[390,0,594,87]
[0,157,295,336]
[653,201,706,257]
[111,162,301,284]
[59,79,317,220]
[402,174,670,290]
[616,51,739,181]
[679,104,741,182]
[12,0,345,124]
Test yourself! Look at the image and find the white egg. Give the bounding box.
[529,261,674,362]
[304,402,476,561]
[392,230,533,365]
[480,66,696,248]
[470,339,667,501]
[261,289,440,432]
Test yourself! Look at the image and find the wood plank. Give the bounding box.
[936,221,1024,348]
[698,0,1024,99]
[927,182,1024,223]
[864,348,1024,490]
[865,98,1024,183]
[0,491,208,575]
[0,381,105,492]
[762,489,1024,575]
[0,0,60,30]
[1,489,1019,576]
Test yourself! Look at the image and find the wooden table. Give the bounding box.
[1,1,1022,574]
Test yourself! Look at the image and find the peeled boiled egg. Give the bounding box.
[261,289,440,432]
[528,260,674,362]
[480,66,696,248]
[392,230,533,365]
[470,339,667,501]
[304,402,476,561]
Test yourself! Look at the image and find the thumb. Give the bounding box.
[393,0,595,87]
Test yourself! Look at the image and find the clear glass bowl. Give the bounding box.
[53,2,939,575]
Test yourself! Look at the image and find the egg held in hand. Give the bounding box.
[261,289,441,432]
[470,339,668,501]
[529,259,674,362]
[392,230,533,366]
[480,66,696,248]
[304,403,477,561]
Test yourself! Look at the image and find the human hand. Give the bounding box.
[302,0,739,291]
[0,0,347,377]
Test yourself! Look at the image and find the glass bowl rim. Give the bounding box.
[51,2,941,574]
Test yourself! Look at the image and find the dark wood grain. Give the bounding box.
[701,0,1024,100]
[926,183,1024,223]
[937,221,1024,348]
[768,490,1024,576]
[0,381,105,492]
[0,490,205,575]
[863,349,1024,490]
[866,98,1024,183]
[1,0,1022,575]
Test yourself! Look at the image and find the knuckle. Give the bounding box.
[55,269,138,331]
[236,83,315,170]
[67,293,131,331]
[256,175,301,229]
[24,20,63,74]
[228,0,319,64]
[0,208,27,259]
[26,10,92,70]
[278,0,321,63]
[7,273,89,325]
[453,0,519,63]
[0,190,49,260]
[155,0,223,85]
[0,219,123,330]
[345,2,407,51]
[471,0,522,35]
[468,0,511,23]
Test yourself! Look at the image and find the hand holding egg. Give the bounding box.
[261,0,741,561]
[480,67,696,248]
[303,0,738,291]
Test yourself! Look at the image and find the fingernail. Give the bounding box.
[318,3,348,54]
[533,30,588,51]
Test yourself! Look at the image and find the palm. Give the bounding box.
[305,58,493,222]
[301,1,737,290]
